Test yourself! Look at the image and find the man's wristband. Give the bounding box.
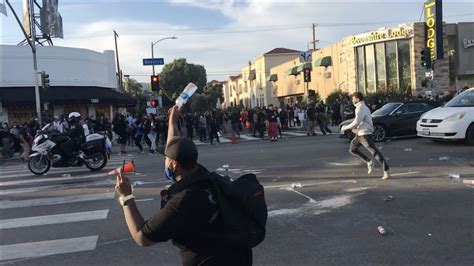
[119,194,135,206]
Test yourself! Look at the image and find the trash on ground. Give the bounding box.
[62,174,71,177]
[378,147,383,150]
[383,195,393,202]
[377,225,387,235]
[132,181,144,187]
[439,156,449,161]
[428,233,432,236]
[404,148,412,152]
[449,173,461,179]
[291,182,302,188]
[462,179,474,185]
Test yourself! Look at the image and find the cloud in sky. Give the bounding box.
[1,0,473,83]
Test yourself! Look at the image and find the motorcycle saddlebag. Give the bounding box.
[81,139,104,155]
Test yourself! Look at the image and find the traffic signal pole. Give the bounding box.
[151,42,155,76]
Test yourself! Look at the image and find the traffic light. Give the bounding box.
[41,71,50,89]
[151,75,159,92]
[150,99,158,107]
[420,48,432,69]
[304,69,311,82]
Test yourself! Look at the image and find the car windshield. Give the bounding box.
[445,90,474,107]
[372,103,401,116]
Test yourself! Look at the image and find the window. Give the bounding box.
[375,43,386,91]
[357,46,366,92]
[385,41,398,91]
[398,39,412,96]
[365,44,376,93]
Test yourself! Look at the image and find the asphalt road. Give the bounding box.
[1,132,473,265]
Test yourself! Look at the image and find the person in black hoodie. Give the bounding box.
[115,106,252,266]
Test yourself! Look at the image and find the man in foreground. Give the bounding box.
[341,92,390,180]
[115,106,252,265]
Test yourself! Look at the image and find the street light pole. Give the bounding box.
[151,36,177,76]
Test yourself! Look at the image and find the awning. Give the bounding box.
[248,70,256,80]
[303,62,312,70]
[266,74,278,82]
[286,66,300,76]
[0,86,136,106]
[314,56,332,67]
[296,65,304,73]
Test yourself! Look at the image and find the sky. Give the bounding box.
[1,0,473,83]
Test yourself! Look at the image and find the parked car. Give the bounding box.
[340,101,436,142]
[417,88,474,144]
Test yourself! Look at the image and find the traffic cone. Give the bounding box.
[107,160,135,175]
[231,133,237,144]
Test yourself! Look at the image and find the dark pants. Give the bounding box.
[349,134,390,171]
[209,128,219,144]
[135,135,143,152]
[186,127,193,140]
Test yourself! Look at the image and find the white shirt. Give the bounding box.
[52,121,64,133]
[343,101,374,136]
[82,124,90,136]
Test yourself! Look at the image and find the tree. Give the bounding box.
[159,58,207,102]
[124,78,146,114]
[189,93,210,113]
[203,82,224,108]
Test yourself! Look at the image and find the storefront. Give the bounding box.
[269,22,472,102]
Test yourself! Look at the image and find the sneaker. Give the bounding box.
[382,171,390,180]
[140,150,145,154]
[367,161,374,174]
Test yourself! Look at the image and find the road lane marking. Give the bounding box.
[0,210,109,229]
[135,198,154,202]
[239,135,260,141]
[327,162,361,166]
[282,131,306,136]
[0,167,116,179]
[264,180,357,189]
[0,192,115,209]
[0,236,98,261]
[0,173,109,186]
[0,185,62,196]
[391,171,421,177]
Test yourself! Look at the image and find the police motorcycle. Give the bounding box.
[28,123,108,175]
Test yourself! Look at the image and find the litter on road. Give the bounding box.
[449,173,461,179]
[439,156,450,161]
[383,195,393,202]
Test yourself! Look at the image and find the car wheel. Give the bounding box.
[466,124,474,145]
[373,124,386,142]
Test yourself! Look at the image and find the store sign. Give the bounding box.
[463,39,474,49]
[424,0,444,60]
[350,26,413,46]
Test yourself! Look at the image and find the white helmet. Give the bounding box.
[68,112,82,124]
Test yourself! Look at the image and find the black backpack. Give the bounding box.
[207,172,267,248]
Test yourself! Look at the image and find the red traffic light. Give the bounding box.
[151,76,158,83]
[151,99,158,107]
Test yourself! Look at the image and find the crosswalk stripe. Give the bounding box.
[283,131,307,136]
[218,137,231,143]
[0,185,62,196]
[239,135,260,141]
[0,192,115,209]
[0,167,116,179]
[0,166,116,180]
[0,210,109,229]
[0,236,98,261]
[0,172,113,187]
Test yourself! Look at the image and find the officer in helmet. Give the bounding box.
[59,112,86,163]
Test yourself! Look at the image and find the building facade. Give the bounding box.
[0,45,134,124]
[269,22,473,104]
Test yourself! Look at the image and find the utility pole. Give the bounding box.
[113,30,122,90]
[312,23,317,51]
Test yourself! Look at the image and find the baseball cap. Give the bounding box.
[159,137,198,164]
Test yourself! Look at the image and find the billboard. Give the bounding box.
[40,0,63,38]
[424,0,444,60]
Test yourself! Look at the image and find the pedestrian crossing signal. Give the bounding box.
[151,99,158,107]
[41,71,50,89]
[151,75,159,92]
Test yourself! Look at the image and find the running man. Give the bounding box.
[341,92,390,180]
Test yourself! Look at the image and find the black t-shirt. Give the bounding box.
[306,107,316,121]
[141,165,252,266]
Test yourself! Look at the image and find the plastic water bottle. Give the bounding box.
[175,83,198,108]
